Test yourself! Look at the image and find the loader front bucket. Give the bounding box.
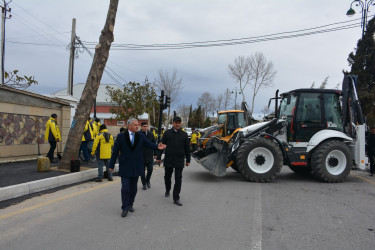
[192,137,229,177]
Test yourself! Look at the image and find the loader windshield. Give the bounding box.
[279,94,297,119]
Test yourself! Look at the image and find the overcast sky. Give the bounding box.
[5,0,365,113]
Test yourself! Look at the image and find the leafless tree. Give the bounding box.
[216,93,223,111]
[177,104,190,126]
[197,92,215,118]
[59,0,119,170]
[228,56,251,103]
[319,76,329,89]
[248,52,277,115]
[222,88,233,110]
[154,68,183,125]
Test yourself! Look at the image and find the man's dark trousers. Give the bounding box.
[369,150,375,174]
[141,162,153,185]
[164,167,183,201]
[121,177,138,211]
[47,140,56,161]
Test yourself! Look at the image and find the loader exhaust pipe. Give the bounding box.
[275,89,279,118]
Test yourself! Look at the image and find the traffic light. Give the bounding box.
[165,95,171,109]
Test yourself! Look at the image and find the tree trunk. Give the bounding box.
[58,0,119,170]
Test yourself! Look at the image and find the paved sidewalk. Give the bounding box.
[0,159,100,202]
[0,159,97,188]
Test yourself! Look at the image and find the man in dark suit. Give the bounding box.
[109,118,166,217]
[157,116,190,206]
[140,121,156,190]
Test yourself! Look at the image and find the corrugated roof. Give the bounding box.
[54,83,120,103]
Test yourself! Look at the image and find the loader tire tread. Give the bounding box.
[237,137,283,182]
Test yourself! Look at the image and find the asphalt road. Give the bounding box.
[0,159,374,250]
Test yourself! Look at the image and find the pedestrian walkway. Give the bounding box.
[0,159,99,202]
[0,159,97,188]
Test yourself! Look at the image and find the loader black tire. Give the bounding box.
[311,140,351,183]
[288,165,312,174]
[237,137,283,182]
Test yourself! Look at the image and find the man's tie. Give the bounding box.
[131,132,135,145]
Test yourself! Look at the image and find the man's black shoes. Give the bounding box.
[129,206,134,213]
[147,181,151,188]
[142,185,147,190]
[165,191,170,197]
[174,200,183,206]
[95,178,103,182]
[121,210,128,217]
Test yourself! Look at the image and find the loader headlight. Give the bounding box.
[232,140,240,152]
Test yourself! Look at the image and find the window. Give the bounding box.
[217,113,227,125]
[295,93,321,123]
[117,121,124,126]
[279,94,297,119]
[323,93,343,131]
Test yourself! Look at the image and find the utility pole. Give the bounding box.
[1,0,11,86]
[67,18,76,95]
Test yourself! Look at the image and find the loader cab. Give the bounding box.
[278,89,343,142]
[217,110,246,141]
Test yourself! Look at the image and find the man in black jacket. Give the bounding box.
[140,121,156,190]
[367,126,375,176]
[157,116,190,206]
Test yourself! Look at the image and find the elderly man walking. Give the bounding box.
[109,118,166,218]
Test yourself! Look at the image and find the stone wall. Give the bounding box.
[0,87,70,163]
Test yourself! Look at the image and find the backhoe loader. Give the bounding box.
[193,75,368,183]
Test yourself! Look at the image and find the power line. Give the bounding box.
[82,22,360,50]
[11,1,71,41]
[81,18,363,49]
[7,31,70,40]
[11,13,67,46]
[13,12,68,43]
[75,36,126,85]
[6,40,66,46]
[5,18,362,50]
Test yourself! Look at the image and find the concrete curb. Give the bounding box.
[0,164,118,202]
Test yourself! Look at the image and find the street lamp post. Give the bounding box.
[347,0,375,38]
[232,87,241,110]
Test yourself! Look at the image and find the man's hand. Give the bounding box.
[158,143,166,150]
[56,139,60,142]
[156,160,161,166]
[185,163,190,166]
[108,168,114,173]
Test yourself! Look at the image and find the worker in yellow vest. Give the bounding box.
[190,128,201,152]
[79,117,93,163]
[45,113,61,163]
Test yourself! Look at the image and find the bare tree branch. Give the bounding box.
[197,92,215,118]
[248,52,277,115]
[222,88,233,110]
[154,68,183,125]
[228,56,251,102]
